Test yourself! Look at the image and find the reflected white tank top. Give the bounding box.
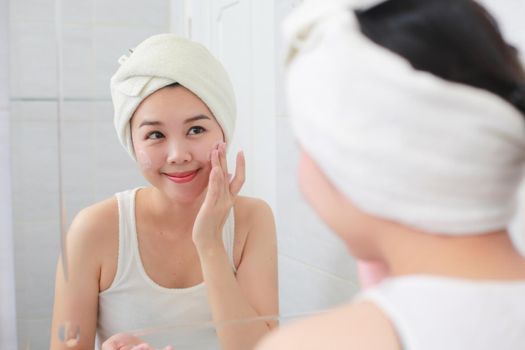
[357,275,525,350]
[96,188,236,349]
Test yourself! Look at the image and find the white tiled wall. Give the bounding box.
[1,0,17,347]
[9,20,57,99]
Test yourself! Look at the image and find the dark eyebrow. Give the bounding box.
[184,115,211,124]
[139,115,210,128]
[139,120,162,128]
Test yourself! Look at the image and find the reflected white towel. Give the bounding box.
[111,34,236,159]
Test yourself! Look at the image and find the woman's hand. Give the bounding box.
[101,332,174,350]
[192,142,245,252]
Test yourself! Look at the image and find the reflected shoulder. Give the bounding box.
[256,302,401,350]
[233,196,276,268]
[235,196,275,225]
[67,196,119,249]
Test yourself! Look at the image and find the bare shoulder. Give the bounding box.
[232,196,275,266]
[256,301,402,350]
[234,195,275,228]
[69,196,118,243]
[233,196,275,251]
[66,196,119,266]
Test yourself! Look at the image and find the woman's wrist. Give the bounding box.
[195,237,226,259]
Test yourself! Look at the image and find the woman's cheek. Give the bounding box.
[202,140,224,162]
[136,149,153,170]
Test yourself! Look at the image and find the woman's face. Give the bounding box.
[298,150,379,259]
[130,85,225,203]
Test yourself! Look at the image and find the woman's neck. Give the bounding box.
[138,186,205,233]
[381,228,525,281]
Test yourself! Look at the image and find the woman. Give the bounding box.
[50,34,278,350]
[258,0,525,349]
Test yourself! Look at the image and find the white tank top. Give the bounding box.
[96,188,237,349]
[357,275,525,350]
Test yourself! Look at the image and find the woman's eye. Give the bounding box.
[147,131,164,140]
[188,126,206,135]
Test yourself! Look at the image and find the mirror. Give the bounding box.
[4,0,523,348]
[3,0,360,348]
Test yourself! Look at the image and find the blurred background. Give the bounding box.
[1,0,523,348]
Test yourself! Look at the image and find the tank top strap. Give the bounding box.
[112,187,142,286]
[222,209,237,273]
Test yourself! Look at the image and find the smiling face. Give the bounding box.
[130,85,225,203]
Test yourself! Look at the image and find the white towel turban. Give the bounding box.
[284,0,525,250]
[111,34,236,159]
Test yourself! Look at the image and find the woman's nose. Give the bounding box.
[166,140,192,164]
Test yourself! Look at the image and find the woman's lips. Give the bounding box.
[164,169,199,184]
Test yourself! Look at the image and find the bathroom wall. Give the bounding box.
[1,0,17,347]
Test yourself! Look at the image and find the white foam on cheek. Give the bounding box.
[136,150,152,170]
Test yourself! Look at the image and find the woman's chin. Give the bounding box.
[162,185,207,204]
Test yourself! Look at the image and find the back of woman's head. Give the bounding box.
[356,0,525,116]
[283,0,525,244]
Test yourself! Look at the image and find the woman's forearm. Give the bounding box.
[198,242,271,350]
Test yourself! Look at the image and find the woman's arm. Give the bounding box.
[50,201,117,350]
[193,143,278,350]
[199,199,278,350]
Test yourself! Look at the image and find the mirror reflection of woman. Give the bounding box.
[259,0,525,349]
[50,34,278,350]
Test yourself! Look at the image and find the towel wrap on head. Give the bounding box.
[110,34,236,159]
[283,0,525,252]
